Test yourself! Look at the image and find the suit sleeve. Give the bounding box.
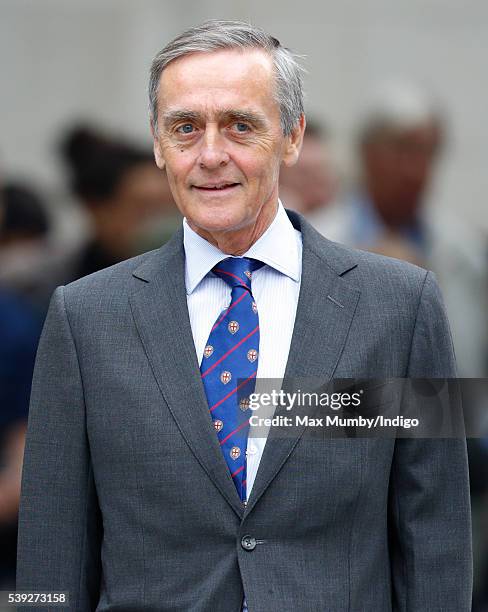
[389,271,473,611]
[16,286,102,611]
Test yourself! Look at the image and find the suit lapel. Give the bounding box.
[245,212,361,515]
[129,231,245,518]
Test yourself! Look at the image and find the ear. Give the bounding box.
[282,114,306,167]
[151,122,166,170]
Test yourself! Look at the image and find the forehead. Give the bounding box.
[158,48,278,116]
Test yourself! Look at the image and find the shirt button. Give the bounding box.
[241,535,257,551]
[247,444,257,456]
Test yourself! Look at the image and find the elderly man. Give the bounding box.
[17,21,471,611]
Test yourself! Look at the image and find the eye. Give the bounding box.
[176,123,195,134]
[233,122,250,133]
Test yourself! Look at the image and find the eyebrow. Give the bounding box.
[161,109,267,129]
[161,110,200,128]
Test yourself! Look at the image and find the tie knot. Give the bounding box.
[212,257,263,290]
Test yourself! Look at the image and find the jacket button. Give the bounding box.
[241,535,257,551]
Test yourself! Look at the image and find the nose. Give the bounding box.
[197,125,230,170]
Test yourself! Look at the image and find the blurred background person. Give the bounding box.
[0,177,43,588]
[0,182,67,316]
[312,79,488,378]
[279,119,339,214]
[60,125,179,283]
[0,287,41,589]
[0,184,49,248]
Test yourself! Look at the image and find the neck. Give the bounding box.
[188,199,278,255]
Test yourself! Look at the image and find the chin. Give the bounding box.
[190,206,250,234]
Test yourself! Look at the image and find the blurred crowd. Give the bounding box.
[1,81,487,608]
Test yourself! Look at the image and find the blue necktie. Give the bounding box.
[200,257,263,502]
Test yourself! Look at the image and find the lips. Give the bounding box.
[193,182,240,191]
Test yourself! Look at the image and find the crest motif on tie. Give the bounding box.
[247,349,258,362]
[213,419,223,432]
[228,320,239,334]
[220,370,232,384]
[244,270,252,279]
[251,301,258,314]
[230,446,241,459]
[239,397,251,411]
[203,345,214,358]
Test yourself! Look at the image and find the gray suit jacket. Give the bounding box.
[17,210,472,611]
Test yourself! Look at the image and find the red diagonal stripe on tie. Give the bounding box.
[209,372,257,413]
[214,268,248,287]
[219,418,251,445]
[201,325,259,378]
[231,465,245,478]
[211,291,247,332]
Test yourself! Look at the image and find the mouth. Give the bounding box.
[192,182,240,194]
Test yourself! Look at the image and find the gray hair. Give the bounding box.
[149,20,305,136]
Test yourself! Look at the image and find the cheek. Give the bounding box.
[160,142,194,180]
[237,149,281,186]
[165,157,192,190]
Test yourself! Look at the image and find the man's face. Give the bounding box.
[153,48,301,236]
[363,122,441,224]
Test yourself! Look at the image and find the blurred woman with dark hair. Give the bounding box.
[61,125,178,281]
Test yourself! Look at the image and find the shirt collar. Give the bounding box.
[183,200,301,295]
